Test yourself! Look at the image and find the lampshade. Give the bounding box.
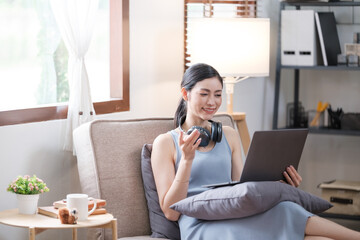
[187,18,270,77]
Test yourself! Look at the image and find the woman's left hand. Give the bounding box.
[282,165,302,187]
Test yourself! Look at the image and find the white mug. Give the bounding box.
[66,194,97,221]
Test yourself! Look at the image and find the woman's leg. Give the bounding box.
[304,237,332,240]
[305,216,360,240]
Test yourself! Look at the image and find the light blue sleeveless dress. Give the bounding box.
[170,130,313,240]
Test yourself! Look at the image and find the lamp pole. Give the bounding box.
[224,76,249,114]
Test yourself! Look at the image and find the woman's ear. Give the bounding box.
[181,87,188,101]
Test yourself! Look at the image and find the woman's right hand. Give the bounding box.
[178,129,201,162]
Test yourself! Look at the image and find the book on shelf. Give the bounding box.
[53,199,106,210]
[315,12,342,66]
[38,206,107,218]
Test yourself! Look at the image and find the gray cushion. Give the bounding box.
[141,144,180,240]
[170,181,332,220]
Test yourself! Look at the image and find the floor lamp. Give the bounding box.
[187,17,270,154]
[188,17,270,114]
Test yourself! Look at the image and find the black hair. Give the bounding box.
[174,63,223,127]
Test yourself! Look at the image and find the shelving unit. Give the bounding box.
[272,1,360,137]
[273,1,360,222]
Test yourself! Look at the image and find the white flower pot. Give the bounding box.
[17,194,40,215]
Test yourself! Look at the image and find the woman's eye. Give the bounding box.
[200,93,208,96]
[215,94,222,97]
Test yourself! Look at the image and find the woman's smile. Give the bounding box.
[203,107,217,114]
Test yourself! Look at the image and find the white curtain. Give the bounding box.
[35,0,61,105]
[50,0,99,154]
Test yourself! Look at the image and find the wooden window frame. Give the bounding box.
[0,0,129,126]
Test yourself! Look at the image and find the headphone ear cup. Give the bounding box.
[188,126,211,147]
[211,121,217,142]
[217,122,222,142]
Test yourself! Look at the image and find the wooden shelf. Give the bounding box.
[278,127,360,136]
[282,1,360,8]
[309,128,360,136]
[319,212,360,221]
[281,65,360,71]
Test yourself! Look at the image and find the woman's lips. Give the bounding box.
[203,108,216,114]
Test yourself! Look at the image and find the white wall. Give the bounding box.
[1,0,360,239]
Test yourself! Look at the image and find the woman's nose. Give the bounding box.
[207,96,215,105]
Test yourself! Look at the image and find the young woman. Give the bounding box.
[151,63,360,240]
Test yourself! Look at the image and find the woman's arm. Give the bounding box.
[151,130,200,221]
[223,126,243,181]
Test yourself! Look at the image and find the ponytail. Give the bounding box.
[174,97,187,128]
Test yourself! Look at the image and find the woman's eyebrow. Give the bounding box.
[199,88,222,92]
[199,88,210,92]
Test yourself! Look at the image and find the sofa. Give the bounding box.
[73,114,239,240]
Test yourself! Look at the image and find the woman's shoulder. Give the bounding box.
[222,125,238,137]
[222,125,241,149]
[153,130,176,148]
[152,130,177,161]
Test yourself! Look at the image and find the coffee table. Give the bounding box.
[0,209,117,240]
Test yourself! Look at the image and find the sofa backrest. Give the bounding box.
[73,114,235,239]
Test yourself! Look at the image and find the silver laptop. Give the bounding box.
[202,129,308,188]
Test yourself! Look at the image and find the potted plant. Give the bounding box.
[7,175,50,214]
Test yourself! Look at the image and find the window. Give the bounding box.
[184,0,258,69]
[0,0,129,126]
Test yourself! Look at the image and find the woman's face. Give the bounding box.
[186,77,223,121]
